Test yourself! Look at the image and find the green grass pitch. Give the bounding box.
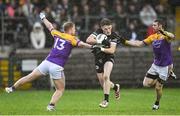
[0,88,180,115]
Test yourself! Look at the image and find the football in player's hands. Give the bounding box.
[96,34,107,44]
[102,39,110,46]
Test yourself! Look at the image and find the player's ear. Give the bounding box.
[158,24,163,29]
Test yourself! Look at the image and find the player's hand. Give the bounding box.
[114,34,127,45]
[39,12,46,20]
[91,45,101,51]
[119,37,127,45]
[91,45,102,55]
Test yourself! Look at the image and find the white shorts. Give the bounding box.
[36,60,65,79]
[147,63,169,81]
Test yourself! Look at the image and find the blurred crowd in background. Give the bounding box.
[0,0,175,49]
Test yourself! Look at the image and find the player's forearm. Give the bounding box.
[42,18,54,31]
[78,41,92,48]
[125,40,143,47]
[101,47,115,54]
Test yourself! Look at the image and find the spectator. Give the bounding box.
[126,22,138,40]
[5,0,15,17]
[114,4,127,32]
[140,4,157,26]
[30,22,46,49]
[99,6,107,18]
[71,5,81,29]
[0,0,5,12]
[21,0,34,17]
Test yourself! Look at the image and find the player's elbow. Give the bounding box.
[107,49,115,54]
[86,37,91,43]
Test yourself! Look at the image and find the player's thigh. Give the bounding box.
[49,64,65,80]
[143,76,157,87]
[26,68,44,81]
[36,60,50,75]
[95,59,104,73]
[144,64,159,86]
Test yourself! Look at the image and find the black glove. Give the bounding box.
[115,34,126,45]
[91,45,102,55]
[102,39,110,46]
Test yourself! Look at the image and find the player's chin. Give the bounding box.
[153,29,158,33]
[106,33,111,35]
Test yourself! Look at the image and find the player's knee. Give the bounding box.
[143,80,151,87]
[143,82,150,87]
[155,83,163,91]
[155,86,161,91]
[103,74,109,81]
[56,86,65,92]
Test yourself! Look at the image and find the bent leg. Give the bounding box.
[14,69,43,89]
[49,77,65,105]
[143,75,158,87]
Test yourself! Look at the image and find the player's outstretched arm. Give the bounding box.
[125,40,145,47]
[40,12,54,31]
[78,41,92,49]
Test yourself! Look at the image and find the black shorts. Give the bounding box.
[95,56,114,73]
[146,73,165,84]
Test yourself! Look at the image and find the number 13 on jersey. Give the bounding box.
[54,38,66,50]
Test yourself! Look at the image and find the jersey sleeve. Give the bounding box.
[51,29,78,46]
[110,32,118,44]
[143,35,153,45]
[51,29,62,37]
[92,29,103,38]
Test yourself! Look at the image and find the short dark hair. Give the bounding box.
[154,19,165,27]
[100,18,112,27]
[63,22,75,32]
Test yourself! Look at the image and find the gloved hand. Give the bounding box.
[39,12,46,20]
[102,39,110,46]
[91,45,102,55]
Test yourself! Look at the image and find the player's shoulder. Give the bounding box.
[108,31,119,40]
[92,28,103,36]
[111,32,118,37]
[145,33,157,40]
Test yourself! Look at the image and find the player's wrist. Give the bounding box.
[125,40,128,45]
